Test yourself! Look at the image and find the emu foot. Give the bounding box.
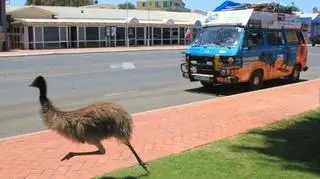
[139,162,150,174]
[61,150,105,161]
[61,152,76,161]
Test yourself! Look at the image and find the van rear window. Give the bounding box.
[285,31,299,45]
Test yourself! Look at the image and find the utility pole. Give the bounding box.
[0,0,8,51]
[147,0,150,47]
[126,0,129,47]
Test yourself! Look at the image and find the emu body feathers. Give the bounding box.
[30,75,149,173]
[41,100,132,144]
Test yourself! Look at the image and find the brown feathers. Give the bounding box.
[29,75,149,174]
[40,99,133,144]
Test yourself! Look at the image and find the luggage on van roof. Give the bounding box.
[221,2,298,15]
[203,7,301,30]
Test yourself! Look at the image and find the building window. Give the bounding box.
[163,1,170,8]
[171,28,178,44]
[28,26,33,42]
[155,1,160,7]
[43,27,59,41]
[78,27,85,41]
[60,27,67,41]
[35,27,42,42]
[142,2,145,7]
[99,27,105,40]
[153,28,161,45]
[86,27,99,41]
[85,27,99,47]
[128,27,136,46]
[163,28,170,44]
[136,27,144,45]
[116,27,125,46]
[179,27,185,44]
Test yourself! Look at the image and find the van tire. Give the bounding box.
[312,43,315,47]
[249,70,263,91]
[288,65,300,83]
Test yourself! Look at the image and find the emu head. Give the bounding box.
[29,75,46,89]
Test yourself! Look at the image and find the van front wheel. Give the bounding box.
[288,65,300,83]
[249,71,263,90]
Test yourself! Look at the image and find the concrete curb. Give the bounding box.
[0,46,188,58]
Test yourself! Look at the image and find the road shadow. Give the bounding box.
[231,109,320,175]
[184,78,308,97]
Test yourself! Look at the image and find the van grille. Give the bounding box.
[189,56,213,75]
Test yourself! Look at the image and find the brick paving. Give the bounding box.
[0,45,187,58]
[0,79,319,179]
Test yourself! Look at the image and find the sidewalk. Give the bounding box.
[0,45,187,58]
[0,79,319,179]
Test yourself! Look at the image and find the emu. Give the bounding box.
[29,75,149,173]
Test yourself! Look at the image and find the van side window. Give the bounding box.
[285,30,299,45]
[243,30,264,48]
[266,31,285,46]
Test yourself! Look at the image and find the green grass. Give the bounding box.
[96,108,320,179]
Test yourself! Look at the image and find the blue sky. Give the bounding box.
[8,0,320,13]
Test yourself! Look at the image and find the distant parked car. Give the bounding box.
[309,34,320,46]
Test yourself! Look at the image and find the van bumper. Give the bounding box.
[180,63,239,84]
[185,73,239,84]
[216,76,239,84]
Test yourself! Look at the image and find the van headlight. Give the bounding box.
[181,63,188,72]
[228,57,235,64]
[190,66,197,73]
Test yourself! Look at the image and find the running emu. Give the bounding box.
[29,75,149,173]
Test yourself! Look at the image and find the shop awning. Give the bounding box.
[12,18,194,26]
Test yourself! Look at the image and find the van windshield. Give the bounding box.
[191,26,243,48]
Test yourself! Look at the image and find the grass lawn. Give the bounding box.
[97,108,320,179]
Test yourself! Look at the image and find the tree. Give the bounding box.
[25,0,95,6]
[313,7,319,13]
[118,2,136,9]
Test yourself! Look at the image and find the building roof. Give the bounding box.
[6,6,27,13]
[294,12,319,20]
[81,4,118,9]
[7,5,203,26]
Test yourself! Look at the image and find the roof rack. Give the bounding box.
[222,2,297,15]
[203,8,301,30]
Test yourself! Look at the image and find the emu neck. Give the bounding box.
[39,85,48,105]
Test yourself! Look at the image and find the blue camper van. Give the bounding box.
[180,9,309,90]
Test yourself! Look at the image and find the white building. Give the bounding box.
[6,5,204,50]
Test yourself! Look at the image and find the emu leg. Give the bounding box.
[125,141,150,174]
[61,140,106,161]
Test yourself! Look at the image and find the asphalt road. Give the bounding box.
[0,47,320,138]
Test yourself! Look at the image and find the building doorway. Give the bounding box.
[69,26,77,48]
